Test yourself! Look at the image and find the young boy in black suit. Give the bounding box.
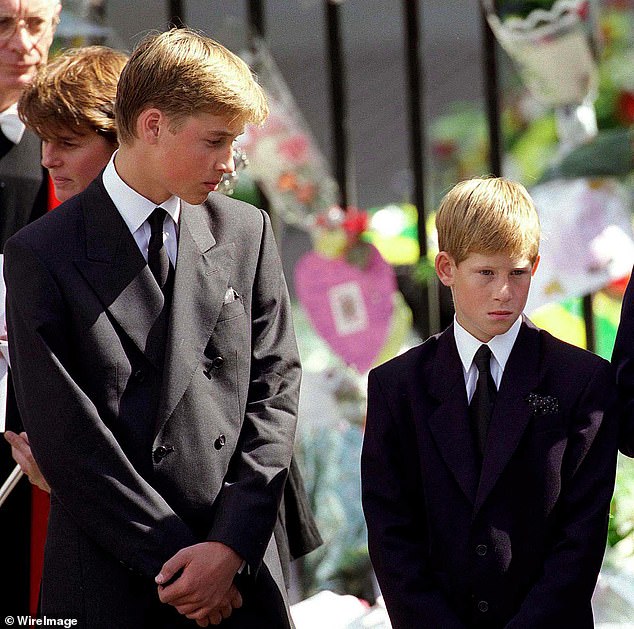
[361,177,618,628]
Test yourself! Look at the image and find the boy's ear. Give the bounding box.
[136,108,163,144]
[531,254,541,277]
[435,251,456,287]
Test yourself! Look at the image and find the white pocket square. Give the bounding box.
[223,287,239,304]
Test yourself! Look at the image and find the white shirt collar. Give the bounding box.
[102,151,180,232]
[454,315,522,388]
[0,104,26,145]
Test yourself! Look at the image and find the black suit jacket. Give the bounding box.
[361,319,618,629]
[0,127,47,249]
[4,176,301,628]
[611,270,634,456]
[0,126,48,616]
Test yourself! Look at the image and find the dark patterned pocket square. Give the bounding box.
[526,393,560,415]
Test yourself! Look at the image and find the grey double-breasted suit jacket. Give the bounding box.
[4,175,301,628]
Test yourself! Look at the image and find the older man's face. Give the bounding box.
[0,0,60,109]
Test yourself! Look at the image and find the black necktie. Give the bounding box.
[147,207,172,293]
[0,127,14,160]
[470,344,497,458]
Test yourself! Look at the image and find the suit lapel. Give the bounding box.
[0,128,13,159]
[422,326,479,504]
[474,318,541,512]
[155,201,235,435]
[73,177,166,370]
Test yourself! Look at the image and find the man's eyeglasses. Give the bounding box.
[0,13,59,43]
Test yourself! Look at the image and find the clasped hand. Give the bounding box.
[4,431,50,492]
[156,541,244,626]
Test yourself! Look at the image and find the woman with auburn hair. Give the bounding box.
[4,45,128,486]
[18,45,128,203]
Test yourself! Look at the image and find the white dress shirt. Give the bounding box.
[0,104,26,145]
[454,315,522,403]
[102,152,179,264]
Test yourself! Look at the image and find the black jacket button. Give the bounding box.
[153,445,173,463]
[214,435,226,450]
[477,601,489,613]
[212,356,224,369]
[475,544,487,556]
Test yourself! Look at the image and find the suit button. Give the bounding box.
[475,544,488,556]
[477,601,489,613]
[132,369,145,383]
[153,445,173,463]
[214,435,226,450]
[212,356,224,369]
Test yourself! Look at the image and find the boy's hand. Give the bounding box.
[156,541,243,623]
[192,584,242,626]
[4,431,50,492]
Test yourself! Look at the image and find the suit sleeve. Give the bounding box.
[505,359,618,628]
[611,271,634,456]
[205,210,301,572]
[361,369,467,629]
[4,234,198,579]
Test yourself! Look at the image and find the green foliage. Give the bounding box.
[495,0,557,20]
[539,128,634,182]
[508,115,559,183]
[412,258,437,286]
[608,456,634,550]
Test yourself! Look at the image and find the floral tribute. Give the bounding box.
[294,206,406,373]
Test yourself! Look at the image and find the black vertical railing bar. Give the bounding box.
[481,7,502,178]
[246,0,272,219]
[248,0,266,45]
[326,0,350,209]
[583,294,595,353]
[403,0,426,245]
[403,0,438,337]
[168,0,185,28]
[581,4,598,354]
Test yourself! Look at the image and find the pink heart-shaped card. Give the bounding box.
[294,244,396,372]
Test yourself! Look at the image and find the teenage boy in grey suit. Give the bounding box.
[5,28,301,628]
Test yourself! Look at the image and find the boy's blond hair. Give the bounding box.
[115,28,269,145]
[436,177,540,265]
[18,46,128,146]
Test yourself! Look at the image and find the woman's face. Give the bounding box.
[41,131,116,202]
